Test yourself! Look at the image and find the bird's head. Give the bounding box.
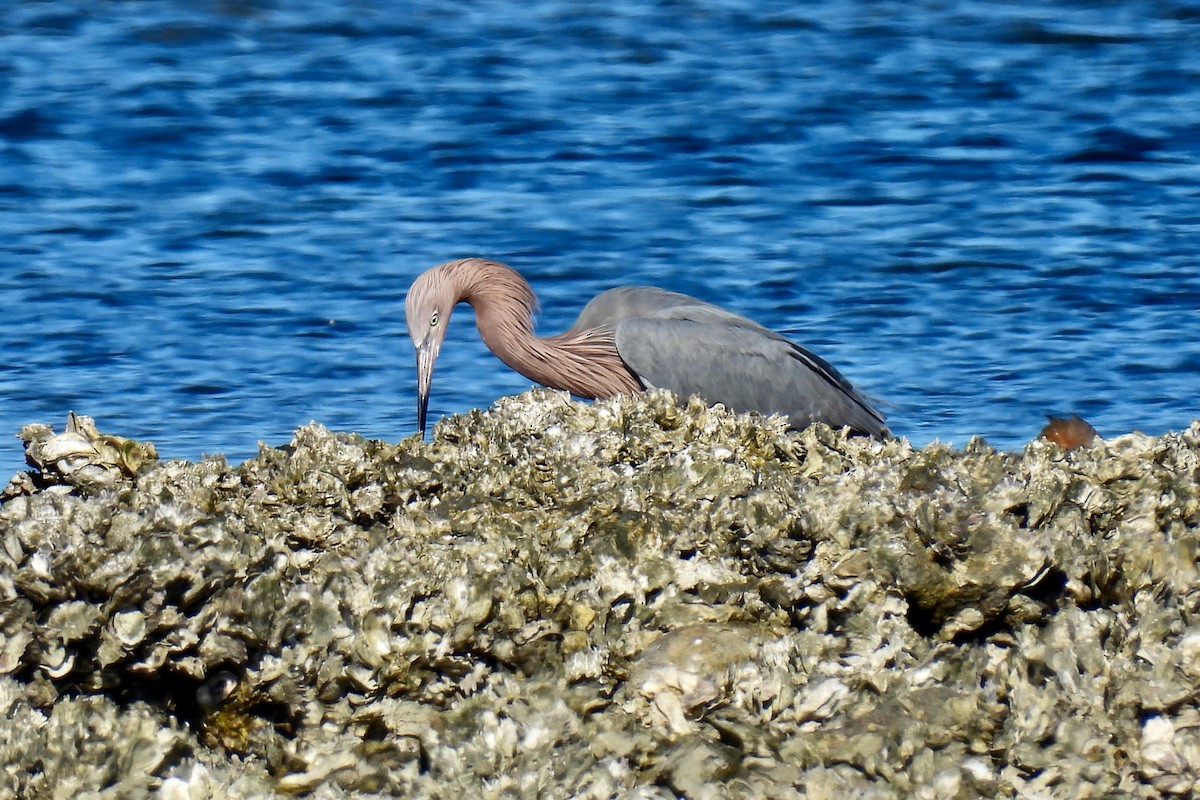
[405,269,457,438]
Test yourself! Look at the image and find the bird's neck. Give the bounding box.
[452,260,639,399]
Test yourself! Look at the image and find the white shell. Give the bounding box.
[113,610,147,647]
[37,432,98,463]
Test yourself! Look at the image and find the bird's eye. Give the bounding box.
[430,311,439,327]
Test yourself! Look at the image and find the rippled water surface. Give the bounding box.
[2,1,1199,476]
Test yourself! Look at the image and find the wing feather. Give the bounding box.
[614,317,886,435]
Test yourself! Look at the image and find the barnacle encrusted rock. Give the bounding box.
[8,411,158,497]
[1,392,1199,798]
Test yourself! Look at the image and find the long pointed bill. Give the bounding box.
[415,344,437,438]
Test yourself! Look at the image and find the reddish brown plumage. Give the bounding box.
[1039,415,1098,449]
[407,258,641,399]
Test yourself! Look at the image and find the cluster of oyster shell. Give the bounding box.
[1,395,1198,798]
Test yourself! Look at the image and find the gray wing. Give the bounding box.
[614,315,888,436]
[568,286,720,333]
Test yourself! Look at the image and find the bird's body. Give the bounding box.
[405,258,887,437]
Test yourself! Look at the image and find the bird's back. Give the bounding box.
[567,286,887,436]
[567,286,722,332]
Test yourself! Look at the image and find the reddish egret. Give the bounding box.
[1039,415,1098,449]
[405,258,888,438]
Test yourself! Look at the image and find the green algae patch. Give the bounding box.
[2,390,1200,798]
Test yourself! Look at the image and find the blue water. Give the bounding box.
[2,1,1199,478]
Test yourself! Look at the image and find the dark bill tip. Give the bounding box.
[417,387,429,439]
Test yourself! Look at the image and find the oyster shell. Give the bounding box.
[0,402,1198,798]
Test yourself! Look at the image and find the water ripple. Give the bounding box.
[1,0,1198,475]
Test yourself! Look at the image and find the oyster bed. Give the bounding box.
[2,391,1199,799]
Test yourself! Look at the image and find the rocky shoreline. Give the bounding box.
[2,391,1198,798]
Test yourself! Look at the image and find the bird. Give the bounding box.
[1039,414,1099,449]
[404,258,888,438]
